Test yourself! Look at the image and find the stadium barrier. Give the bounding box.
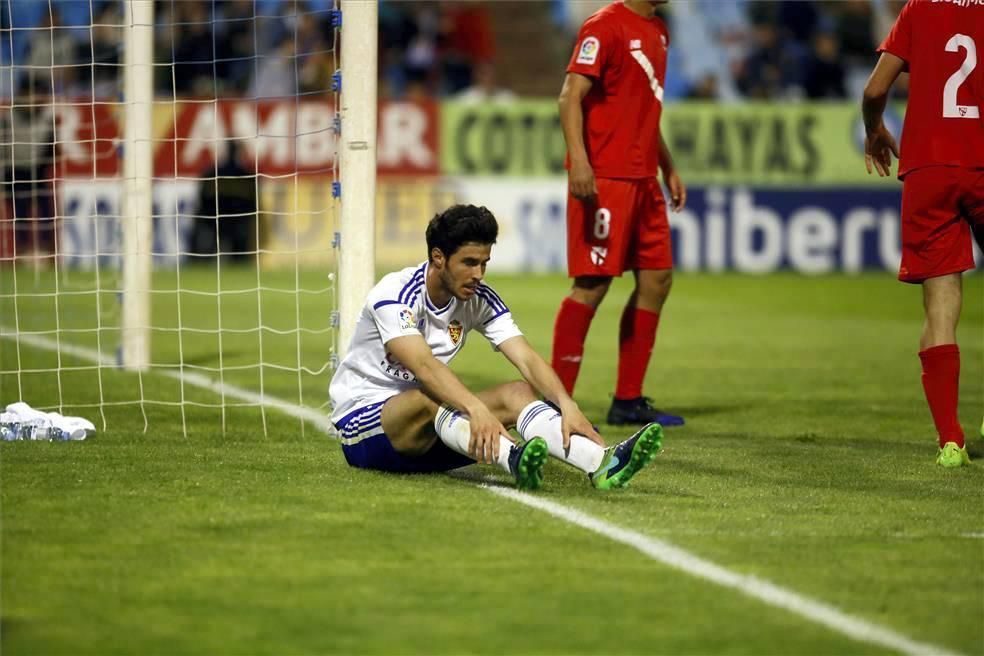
[46,99,982,274]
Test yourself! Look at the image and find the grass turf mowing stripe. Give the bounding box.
[1,327,336,435]
[5,329,971,656]
[486,485,966,656]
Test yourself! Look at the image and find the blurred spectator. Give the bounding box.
[735,22,803,99]
[803,31,847,99]
[454,61,515,104]
[192,140,257,263]
[687,73,720,101]
[26,9,79,96]
[78,5,122,98]
[0,85,55,255]
[248,39,296,99]
[438,2,495,94]
[777,0,820,44]
[213,0,257,93]
[170,3,215,96]
[295,13,333,95]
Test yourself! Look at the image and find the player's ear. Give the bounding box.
[430,247,445,269]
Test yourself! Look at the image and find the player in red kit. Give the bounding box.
[862,0,984,467]
[551,0,686,427]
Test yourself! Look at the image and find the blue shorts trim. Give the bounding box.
[335,401,474,474]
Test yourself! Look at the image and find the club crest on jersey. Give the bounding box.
[576,36,599,65]
[448,320,463,345]
[630,39,641,50]
[590,246,608,266]
[399,308,416,330]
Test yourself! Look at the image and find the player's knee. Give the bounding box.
[640,271,673,304]
[571,276,612,308]
[504,380,537,407]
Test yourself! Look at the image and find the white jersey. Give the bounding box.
[329,261,523,425]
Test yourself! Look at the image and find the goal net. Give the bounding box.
[0,0,373,438]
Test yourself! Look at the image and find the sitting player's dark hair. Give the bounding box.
[425,205,498,260]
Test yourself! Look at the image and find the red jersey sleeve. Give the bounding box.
[877,0,914,64]
[567,19,615,80]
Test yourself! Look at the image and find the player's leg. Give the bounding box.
[552,178,634,395]
[900,167,976,466]
[921,274,969,467]
[515,399,664,489]
[608,178,683,426]
[380,385,548,488]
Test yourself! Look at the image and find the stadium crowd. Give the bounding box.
[1,0,910,102]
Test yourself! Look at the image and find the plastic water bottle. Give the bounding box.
[1,412,20,441]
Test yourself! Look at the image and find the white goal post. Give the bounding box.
[121,0,154,372]
[337,0,377,359]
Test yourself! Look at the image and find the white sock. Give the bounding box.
[516,401,605,474]
[435,404,513,473]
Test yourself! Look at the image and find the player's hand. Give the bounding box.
[558,399,605,450]
[864,123,900,177]
[569,159,597,201]
[466,405,510,465]
[665,171,687,211]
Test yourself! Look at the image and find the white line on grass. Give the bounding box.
[3,329,966,656]
[486,486,964,656]
[1,328,336,434]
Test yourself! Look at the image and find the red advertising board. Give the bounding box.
[50,99,439,178]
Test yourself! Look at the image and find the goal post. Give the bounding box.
[337,0,377,358]
[121,0,154,372]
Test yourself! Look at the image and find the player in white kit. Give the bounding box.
[329,205,664,490]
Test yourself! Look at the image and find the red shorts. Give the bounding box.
[899,166,984,283]
[566,177,673,277]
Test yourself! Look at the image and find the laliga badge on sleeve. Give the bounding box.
[576,36,600,65]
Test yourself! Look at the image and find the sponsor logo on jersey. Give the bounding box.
[630,39,642,50]
[399,308,416,330]
[590,246,608,266]
[448,320,463,345]
[576,36,600,65]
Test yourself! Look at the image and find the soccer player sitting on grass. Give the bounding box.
[861,0,983,467]
[329,205,663,490]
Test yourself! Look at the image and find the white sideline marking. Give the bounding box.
[486,486,965,656]
[961,532,984,539]
[1,329,967,655]
[1,328,336,435]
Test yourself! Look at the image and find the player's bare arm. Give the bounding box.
[559,72,597,200]
[498,335,605,449]
[658,134,686,211]
[385,333,509,464]
[862,52,905,177]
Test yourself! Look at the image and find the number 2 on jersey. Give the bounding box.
[944,34,979,119]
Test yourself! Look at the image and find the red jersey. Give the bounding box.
[566,2,669,179]
[878,0,984,178]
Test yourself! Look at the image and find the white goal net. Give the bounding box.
[0,0,373,438]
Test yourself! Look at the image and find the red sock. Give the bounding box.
[551,297,596,395]
[919,344,964,448]
[615,305,660,400]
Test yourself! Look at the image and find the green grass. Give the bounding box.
[2,266,983,655]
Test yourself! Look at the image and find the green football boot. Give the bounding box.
[590,422,664,490]
[508,437,548,490]
[936,441,971,468]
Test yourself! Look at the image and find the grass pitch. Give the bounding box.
[2,267,982,655]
